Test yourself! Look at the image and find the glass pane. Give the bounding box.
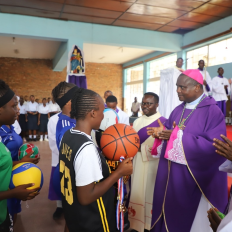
[147,80,160,96]
[149,54,177,79]
[208,38,232,66]
[126,65,143,82]
[124,83,143,115]
[187,46,208,69]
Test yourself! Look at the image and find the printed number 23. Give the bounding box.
[60,160,73,205]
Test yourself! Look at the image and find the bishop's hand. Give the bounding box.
[213,135,232,161]
[147,119,164,138]
[158,121,176,140]
[203,80,207,86]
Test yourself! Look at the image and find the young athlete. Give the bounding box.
[0,80,39,232]
[0,101,40,224]
[60,88,133,232]
[49,81,77,220]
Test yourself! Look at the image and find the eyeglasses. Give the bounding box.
[141,102,154,106]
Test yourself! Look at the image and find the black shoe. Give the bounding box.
[33,138,37,141]
[53,207,63,220]
[27,138,32,142]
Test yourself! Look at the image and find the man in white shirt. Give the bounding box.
[198,60,212,96]
[131,97,140,117]
[212,67,230,117]
[106,95,129,125]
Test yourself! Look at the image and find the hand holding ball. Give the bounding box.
[100,124,140,161]
[10,162,44,192]
[18,143,40,159]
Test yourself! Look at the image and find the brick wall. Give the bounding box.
[86,62,123,109]
[0,58,123,108]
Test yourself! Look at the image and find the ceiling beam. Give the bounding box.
[0,13,182,52]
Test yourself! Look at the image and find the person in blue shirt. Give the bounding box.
[0,103,40,224]
[50,81,78,222]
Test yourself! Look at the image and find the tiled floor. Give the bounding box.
[14,141,66,232]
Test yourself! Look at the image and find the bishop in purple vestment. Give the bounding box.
[149,69,227,232]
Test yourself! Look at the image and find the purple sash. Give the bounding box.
[137,116,166,144]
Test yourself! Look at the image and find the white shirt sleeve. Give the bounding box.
[74,142,103,186]
[48,114,59,166]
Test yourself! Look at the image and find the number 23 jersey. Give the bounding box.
[59,128,116,232]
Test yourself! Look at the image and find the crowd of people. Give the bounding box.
[1,58,232,232]
[17,95,60,142]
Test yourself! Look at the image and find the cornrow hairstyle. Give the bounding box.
[144,92,159,103]
[52,81,76,103]
[106,95,117,103]
[71,88,100,120]
[0,79,10,97]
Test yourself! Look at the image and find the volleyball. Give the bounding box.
[100,124,140,161]
[18,143,40,160]
[9,162,44,191]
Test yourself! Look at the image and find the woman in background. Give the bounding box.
[38,98,50,141]
[26,95,39,141]
[18,96,27,142]
[49,99,61,117]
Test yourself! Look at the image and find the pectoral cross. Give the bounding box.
[178,118,186,130]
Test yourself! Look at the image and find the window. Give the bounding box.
[187,46,208,69]
[147,80,160,96]
[149,54,177,79]
[125,65,143,115]
[208,38,232,66]
[186,36,232,69]
[148,54,177,96]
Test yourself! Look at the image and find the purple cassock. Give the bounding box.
[151,96,228,232]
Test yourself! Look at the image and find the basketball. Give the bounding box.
[100,124,140,161]
[18,143,40,160]
[9,162,44,191]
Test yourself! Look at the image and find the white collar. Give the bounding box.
[186,93,204,109]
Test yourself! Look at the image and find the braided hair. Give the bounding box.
[0,79,10,97]
[71,88,100,120]
[52,81,76,103]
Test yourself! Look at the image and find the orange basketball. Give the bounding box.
[100,124,140,161]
